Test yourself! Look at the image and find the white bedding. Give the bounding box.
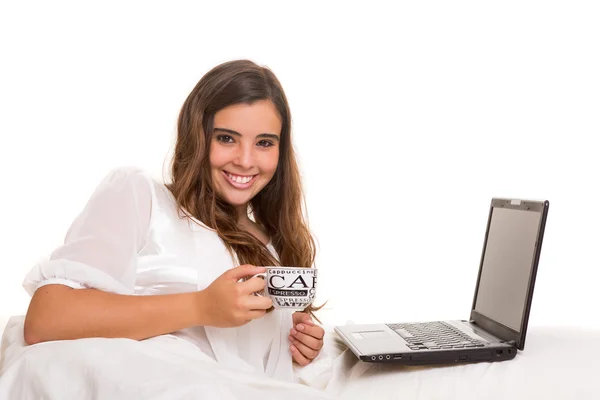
[0,317,7,340]
[1,315,599,399]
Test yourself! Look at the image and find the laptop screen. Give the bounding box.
[474,206,541,331]
[471,199,548,348]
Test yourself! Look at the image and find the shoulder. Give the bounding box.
[94,166,164,196]
[99,166,153,186]
[96,166,181,215]
[88,166,159,209]
[64,167,159,243]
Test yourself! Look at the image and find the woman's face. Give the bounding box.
[209,100,282,213]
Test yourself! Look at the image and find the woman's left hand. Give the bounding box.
[289,312,325,366]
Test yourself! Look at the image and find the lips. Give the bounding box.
[222,170,257,189]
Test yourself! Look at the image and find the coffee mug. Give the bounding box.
[252,267,317,311]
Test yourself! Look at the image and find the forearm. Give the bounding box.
[24,284,209,345]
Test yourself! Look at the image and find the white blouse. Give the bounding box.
[22,167,297,381]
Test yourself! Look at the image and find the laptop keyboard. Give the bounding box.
[387,321,485,350]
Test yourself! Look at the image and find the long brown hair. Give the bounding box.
[167,60,322,318]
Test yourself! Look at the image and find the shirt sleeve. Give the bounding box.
[22,167,153,296]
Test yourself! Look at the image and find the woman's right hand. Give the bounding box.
[198,264,273,328]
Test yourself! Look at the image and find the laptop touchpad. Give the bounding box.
[353,330,388,339]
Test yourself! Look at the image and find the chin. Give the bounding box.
[220,192,253,206]
[226,198,250,207]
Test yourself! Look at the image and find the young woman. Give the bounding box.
[21,59,325,379]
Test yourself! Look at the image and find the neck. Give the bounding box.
[236,204,249,223]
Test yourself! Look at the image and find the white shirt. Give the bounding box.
[22,166,297,381]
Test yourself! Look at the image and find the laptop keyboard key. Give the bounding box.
[393,329,414,338]
[387,321,486,350]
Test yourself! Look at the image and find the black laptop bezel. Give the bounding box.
[469,198,549,350]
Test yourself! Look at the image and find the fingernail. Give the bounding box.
[297,324,304,331]
[288,335,294,342]
[290,345,296,352]
[291,329,297,335]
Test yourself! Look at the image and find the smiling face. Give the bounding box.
[209,100,282,216]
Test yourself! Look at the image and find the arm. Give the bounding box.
[24,265,270,345]
[24,284,202,344]
[22,167,271,344]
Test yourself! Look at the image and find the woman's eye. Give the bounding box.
[257,140,274,147]
[216,135,234,143]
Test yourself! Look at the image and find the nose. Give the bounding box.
[232,142,254,170]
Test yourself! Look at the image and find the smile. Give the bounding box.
[222,171,257,189]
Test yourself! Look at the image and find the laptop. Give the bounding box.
[334,198,549,365]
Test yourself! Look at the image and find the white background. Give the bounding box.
[1,1,598,331]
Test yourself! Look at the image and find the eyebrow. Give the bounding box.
[213,127,280,141]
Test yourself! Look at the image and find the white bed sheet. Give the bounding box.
[0,316,7,339]
[1,315,598,399]
[328,325,600,399]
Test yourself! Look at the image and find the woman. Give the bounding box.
[21,59,325,380]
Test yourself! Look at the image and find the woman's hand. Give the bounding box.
[199,264,272,328]
[289,312,325,366]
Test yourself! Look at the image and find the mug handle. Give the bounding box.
[249,272,267,296]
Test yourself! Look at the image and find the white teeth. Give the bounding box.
[227,173,253,184]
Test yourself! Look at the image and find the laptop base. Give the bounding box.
[357,347,517,365]
[334,319,518,366]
